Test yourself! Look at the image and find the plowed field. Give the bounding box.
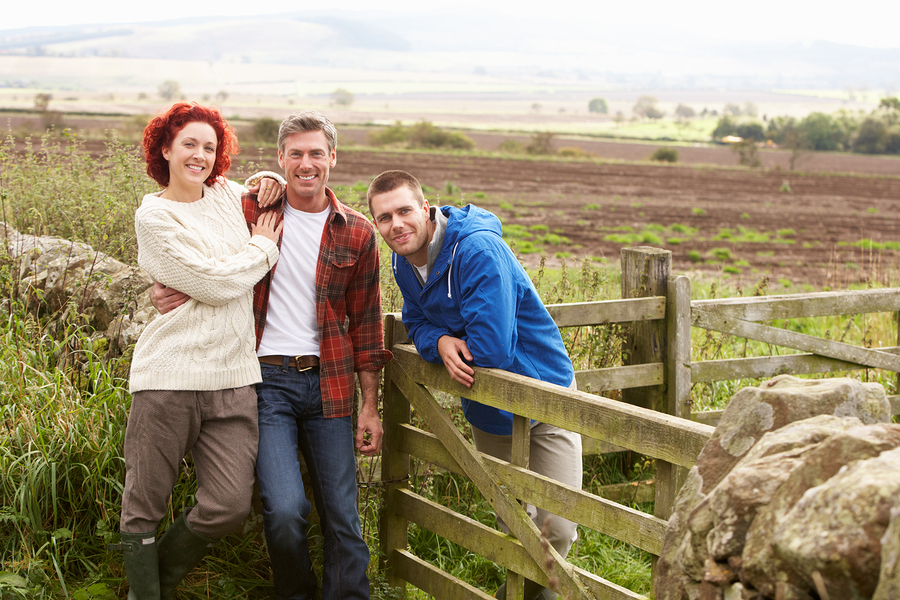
[17,132,900,288]
[327,147,900,289]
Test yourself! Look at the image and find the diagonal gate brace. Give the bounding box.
[693,309,900,373]
[391,360,595,600]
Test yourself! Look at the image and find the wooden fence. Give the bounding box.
[376,246,900,600]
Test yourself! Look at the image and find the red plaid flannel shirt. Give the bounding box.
[243,187,392,418]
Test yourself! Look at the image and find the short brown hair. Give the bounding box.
[277,111,337,154]
[366,170,426,215]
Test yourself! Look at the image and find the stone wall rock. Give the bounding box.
[0,222,154,350]
[656,375,897,600]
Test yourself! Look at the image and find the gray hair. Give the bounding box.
[277,111,337,154]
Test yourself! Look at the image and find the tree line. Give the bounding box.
[713,97,900,155]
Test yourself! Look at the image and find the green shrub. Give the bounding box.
[640,232,663,245]
[367,122,408,146]
[649,147,678,162]
[367,121,474,150]
[526,132,555,155]
[558,146,593,158]
[538,233,571,245]
[407,121,475,150]
[498,139,526,154]
[502,224,531,239]
[252,117,280,144]
[588,98,609,114]
[687,250,702,263]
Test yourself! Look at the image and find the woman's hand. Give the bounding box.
[149,281,191,314]
[248,177,283,208]
[251,211,283,244]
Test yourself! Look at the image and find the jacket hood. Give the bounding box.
[440,204,503,251]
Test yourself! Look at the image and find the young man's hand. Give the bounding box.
[437,335,475,388]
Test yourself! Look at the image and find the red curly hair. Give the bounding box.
[142,102,239,187]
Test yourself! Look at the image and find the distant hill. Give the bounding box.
[1,10,899,90]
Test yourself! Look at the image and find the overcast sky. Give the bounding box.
[4,0,899,50]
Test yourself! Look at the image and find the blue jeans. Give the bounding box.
[255,363,370,600]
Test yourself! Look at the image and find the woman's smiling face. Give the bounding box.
[163,121,218,190]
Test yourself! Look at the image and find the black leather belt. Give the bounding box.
[259,355,320,371]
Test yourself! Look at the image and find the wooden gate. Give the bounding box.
[376,246,900,599]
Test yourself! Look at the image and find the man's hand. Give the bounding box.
[437,335,475,388]
[356,404,384,456]
[148,281,191,315]
[246,177,283,208]
[356,370,384,456]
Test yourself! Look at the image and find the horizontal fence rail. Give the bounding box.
[391,346,713,469]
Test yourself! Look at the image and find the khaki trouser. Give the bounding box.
[120,387,258,539]
[470,421,583,557]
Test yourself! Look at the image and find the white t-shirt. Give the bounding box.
[257,202,331,357]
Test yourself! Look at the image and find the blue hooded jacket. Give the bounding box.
[392,204,575,435]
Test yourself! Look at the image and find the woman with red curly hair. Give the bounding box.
[115,102,284,599]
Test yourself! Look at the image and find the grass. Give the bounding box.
[3,127,900,599]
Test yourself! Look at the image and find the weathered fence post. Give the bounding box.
[621,246,671,413]
[379,314,411,598]
[621,246,672,581]
[657,275,692,519]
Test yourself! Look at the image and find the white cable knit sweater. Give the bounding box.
[129,174,282,393]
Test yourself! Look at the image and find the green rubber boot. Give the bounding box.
[117,531,161,600]
[157,509,216,600]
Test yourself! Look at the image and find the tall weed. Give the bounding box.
[0,130,153,265]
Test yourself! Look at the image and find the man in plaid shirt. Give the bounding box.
[151,111,392,600]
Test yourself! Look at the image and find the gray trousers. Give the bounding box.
[120,387,258,539]
[470,421,583,558]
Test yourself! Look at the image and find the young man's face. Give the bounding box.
[370,185,432,267]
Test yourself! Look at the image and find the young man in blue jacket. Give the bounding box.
[367,170,582,600]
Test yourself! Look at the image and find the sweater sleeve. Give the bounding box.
[135,199,279,307]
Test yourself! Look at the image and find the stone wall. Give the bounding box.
[0,222,154,352]
[657,375,900,600]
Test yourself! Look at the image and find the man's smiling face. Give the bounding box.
[277,129,336,209]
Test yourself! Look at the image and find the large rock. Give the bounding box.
[694,375,891,496]
[1,222,153,347]
[874,505,900,600]
[742,423,900,598]
[656,376,895,600]
[772,447,900,599]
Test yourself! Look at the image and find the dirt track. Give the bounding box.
[326,147,900,289]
